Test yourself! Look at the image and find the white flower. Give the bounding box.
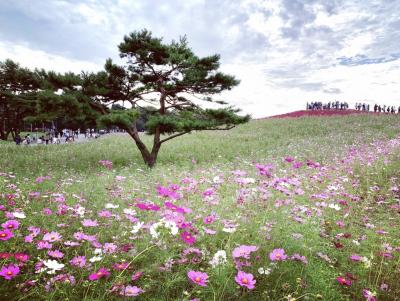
[123,208,136,216]
[43,260,65,274]
[131,221,144,234]
[258,267,272,275]
[209,250,227,268]
[75,205,86,217]
[89,255,103,263]
[94,248,103,255]
[105,203,119,209]
[149,222,162,239]
[164,220,179,236]
[328,203,341,211]
[213,176,224,184]
[222,227,236,233]
[352,240,360,246]
[13,211,26,219]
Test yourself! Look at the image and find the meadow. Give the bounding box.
[0,114,400,300]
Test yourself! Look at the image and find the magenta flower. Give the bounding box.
[350,254,362,262]
[121,285,144,296]
[43,231,62,242]
[187,271,209,287]
[203,215,216,224]
[269,248,287,261]
[70,256,86,268]
[181,231,196,245]
[337,276,352,286]
[1,220,20,230]
[14,253,29,262]
[131,271,143,282]
[0,264,20,280]
[232,245,258,259]
[0,229,13,241]
[235,271,256,289]
[42,208,53,215]
[88,267,110,281]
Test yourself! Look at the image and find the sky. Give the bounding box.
[0,0,399,118]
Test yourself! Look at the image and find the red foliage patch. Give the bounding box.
[268,110,375,119]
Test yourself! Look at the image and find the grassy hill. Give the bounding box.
[0,114,399,300]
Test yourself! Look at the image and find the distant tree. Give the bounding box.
[0,59,41,140]
[82,29,249,167]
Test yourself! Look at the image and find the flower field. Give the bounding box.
[1,115,400,300]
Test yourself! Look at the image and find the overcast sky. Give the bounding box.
[1,0,399,117]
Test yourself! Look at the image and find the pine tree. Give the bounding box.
[83,29,249,167]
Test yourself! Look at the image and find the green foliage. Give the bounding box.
[98,109,139,129]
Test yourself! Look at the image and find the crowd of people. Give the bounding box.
[307,102,400,114]
[306,101,349,110]
[14,128,103,145]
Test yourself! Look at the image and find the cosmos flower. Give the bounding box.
[0,264,20,280]
[121,285,144,296]
[1,220,20,230]
[187,271,208,287]
[269,248,287,261]
[235,271,256,289]
[337,276,351,286]
[232,245,258,259]
[70,256,86,268]
[88,267,110,281]
[181,231,196,245]
[43,231,62,242]
[0,229,13,241]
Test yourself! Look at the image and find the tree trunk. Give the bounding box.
[126,125,155,167]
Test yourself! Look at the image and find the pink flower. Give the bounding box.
[203,215,216,224]
[1,220,20,230]
[187,271,208,287]
[0,229,13,241]
[113,262,129,271]
[98,210,112,218]
[232,245,258,259]
[42,208,53,215]
[0,264,20,280]
[269,248,287,261]
[43,231,62,242]
[36,241,53,250]
[121,285,144,296]
[82,219,98,227]
[350,254,362,262]
[88,267,110,281]
[363,289,376,301]
[135,203,160,211]
[337,276,352,286]
[99,160,113,170]
[70,256,86,268]
[131,271,143,282]
[181,231,196,245]
[235,271,256,289]
[48,250,64,258]
[103,243,118,254]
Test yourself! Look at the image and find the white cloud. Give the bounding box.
[0,41,101,73]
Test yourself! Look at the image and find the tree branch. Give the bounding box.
[159,131,190,144]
